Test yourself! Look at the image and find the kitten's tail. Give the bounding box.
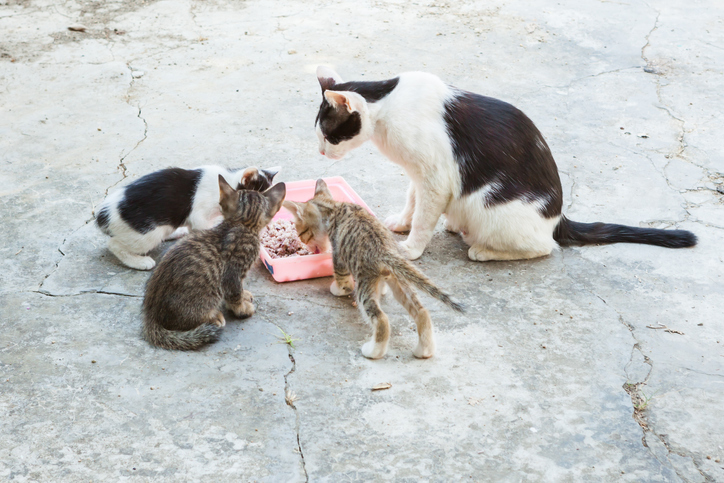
[553,216,697,248]
[384,256,466,313]
[142,317,222,351]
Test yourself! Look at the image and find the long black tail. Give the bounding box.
[553,216,697,248]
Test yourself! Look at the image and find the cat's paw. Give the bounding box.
[242,290,254,304]
[468,245,494,262]
[124,256,156,271]
[413,341,435,359]
[330,280,353,297]
[443,217,459,233]
[165,227,189,240]
[398,241,424,260]
[230,300,255,319]
[361,340,387,359]
[211,310,226,327]
[384,214,411,233]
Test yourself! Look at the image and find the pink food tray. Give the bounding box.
[260,177,374,282]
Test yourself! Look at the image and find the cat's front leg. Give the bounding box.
[226,287,255,318]
[165,226,189,240]
[384,182,416,232]
[222,267,255,318]
[330,257,354,296]
[398,185,449,260]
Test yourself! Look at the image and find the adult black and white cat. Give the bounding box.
[96,165,279,270]
[314,66,696,261]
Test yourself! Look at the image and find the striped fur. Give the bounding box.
[284,179,464,360]
[142,178,286,351]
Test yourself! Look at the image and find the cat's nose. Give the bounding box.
[319,149,325,156]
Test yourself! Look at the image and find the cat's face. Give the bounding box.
[237,166,280,192]
[282,179,334,254]
[315,68,373,160]
[219,176,286,230]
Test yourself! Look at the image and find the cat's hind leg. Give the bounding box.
[459,199,558,262]
[357,278,390,359]
[467,245,553,262]
[385,182,416,232]
[107,237,157,270]
[387,276,435,358]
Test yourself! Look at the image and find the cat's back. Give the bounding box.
[145,228,224,299]
[107,167,202,233]
[385,72,453,111]
[332,202,396,256]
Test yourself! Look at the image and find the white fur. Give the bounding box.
[316,69,559,261]
[98,166,254,270]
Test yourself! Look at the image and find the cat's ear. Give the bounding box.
[240,167,259,187]
[264,182,286,218]
[314,178,332,199]
[261,166,281,181]
[282,200,303,222]
[218,175,239,213]
[324,90,357,113]
[317,65,343,92]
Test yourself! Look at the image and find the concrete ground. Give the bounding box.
[1,0,723,481]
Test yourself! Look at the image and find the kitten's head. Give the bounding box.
[219,175,286,231]
[282,179,334,254]
[237,166,281,192]
[315,66,373,160]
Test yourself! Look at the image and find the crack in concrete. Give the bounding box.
[589,286,713,481]
[37,216,95,291]
[34,289,142,298]
[266,319,309,482]
[102,64,149,197]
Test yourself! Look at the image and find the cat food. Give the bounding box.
[260,220,313,259]
[259,177,374,282]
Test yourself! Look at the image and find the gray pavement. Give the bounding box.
[1,0,723,481]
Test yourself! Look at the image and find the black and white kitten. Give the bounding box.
[314,66,696,261]
[96,165,279,270]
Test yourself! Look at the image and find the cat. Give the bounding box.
[313,66,697,261]
[95,165,279,270]
[283,179,464,360]
[142,177,286,351]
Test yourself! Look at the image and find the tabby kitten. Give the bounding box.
[142,177,286,351]
[283,179,464,359]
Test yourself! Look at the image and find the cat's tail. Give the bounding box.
[142,318,222,351]
[384,256,466,313]
[553,216,697,248]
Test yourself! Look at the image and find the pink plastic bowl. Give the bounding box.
[260,177,374,283]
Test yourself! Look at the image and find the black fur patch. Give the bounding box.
[119,168,202,233]
[328,78,400,102]
[95,205,111,232]
[443,91,563,218]
[315,78,399,145]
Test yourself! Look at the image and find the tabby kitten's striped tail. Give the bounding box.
[384,255,466,313]
[142,318,222,351]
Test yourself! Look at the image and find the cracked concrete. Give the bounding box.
[1,0,723,481]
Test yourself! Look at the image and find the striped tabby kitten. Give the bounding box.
[283,179,464,359]
[143,177,286,350]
